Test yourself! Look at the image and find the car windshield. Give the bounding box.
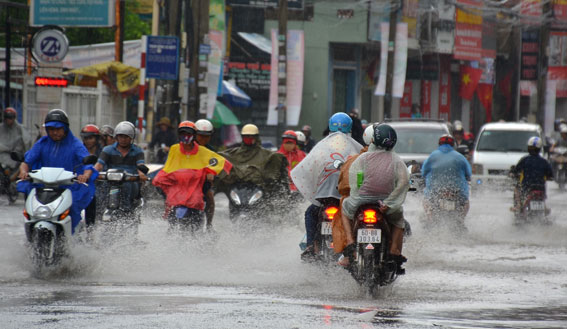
[393,127,447,154]
[476,130,539,152]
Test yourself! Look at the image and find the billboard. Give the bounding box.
[30,0,115,27]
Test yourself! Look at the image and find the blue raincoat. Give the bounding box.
[421,144,472,201]
[17,124,98,233]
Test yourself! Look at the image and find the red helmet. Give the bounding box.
[282,130,297,141]
[439,134,455,146]
[80,124,100,138]
[178,120,196,134]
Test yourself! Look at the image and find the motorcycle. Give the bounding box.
[16,155,98,267]
[97,165,149,236]
[0,163,19,204]
[227,182,266,222]
[168,205,204,234]
[424,189,468,233]
[347,202,400,294]
[551,146,567,190]
[314,197,340,262]
[514,188,549,225]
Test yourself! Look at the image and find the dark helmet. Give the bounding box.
[81,124,100,139]
[439,134,455,147]
[44,109,69,126]
[3,107,17,119]
[100,125,114,137]
[373,124,397,150]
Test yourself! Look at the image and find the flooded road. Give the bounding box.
[0,186,566,328]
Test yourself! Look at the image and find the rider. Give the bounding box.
[18,109,97,233]
[99,125,115,148]
[149,117,177,164]
[94,121,147,211]
[301,125,317,153]
[195,119,217,230]
[277,130,305,192]
[152,121,231,229]
[217,124,289,197]
[421,134,472,219]
[452,122,473,154]
[510,137,553,213]
[338,124,409,273]
[81,124,102,228]
[0,107,29,177]
[292,113,362,261]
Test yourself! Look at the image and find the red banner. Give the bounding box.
[421,80,432,118]
[476,83,493,122]
[554,0,567,23]
[459,66,483,100]
[400,81,412,118]
[438,56,451,121]
[454,0,483,61]
[548,66,567,98]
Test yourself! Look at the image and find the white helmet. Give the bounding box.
[195,119,214,135]
[295,131,306,144]
[363,124,375,146]
[114,121,136,140]
[527,136,542,149]
[560,124,567,133]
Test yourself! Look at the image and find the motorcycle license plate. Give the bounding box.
[440,200,456,210]
[321,221,332,235]
[357,229,381,243]
[530,201,545,211]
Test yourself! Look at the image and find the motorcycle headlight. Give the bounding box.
[248,190,263,205]
[230,190,241,205]
[106,172,124,181]
[35,205,52,219]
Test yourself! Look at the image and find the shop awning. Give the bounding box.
[211,101,241,128]
[221,80,252,108]
[237,32,272,54]
[66,61,139,94]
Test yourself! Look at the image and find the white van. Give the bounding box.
[471,122,542,187]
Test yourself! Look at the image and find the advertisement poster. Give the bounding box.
[30,0,114,27]
[267,30,305,126]
[375,22,408,98]
[454,0,483,61]
[205,31,224,119]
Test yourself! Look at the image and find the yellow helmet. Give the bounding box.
[241,124,259,135]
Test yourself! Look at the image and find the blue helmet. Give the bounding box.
[328,112,352,133]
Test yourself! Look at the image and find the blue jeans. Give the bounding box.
[304,204,320,247]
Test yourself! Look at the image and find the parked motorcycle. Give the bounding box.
[97,165,149,235]
[551,146,567,190]
[346,202,400,294]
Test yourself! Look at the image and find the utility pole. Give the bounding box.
[4,14,11,108]
[383,0,398,119]
[188,0,210,120]
[114,0,125,62]
[146,0,160,142]
[276,0,288,143]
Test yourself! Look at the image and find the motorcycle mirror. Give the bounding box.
[83,155,98,165]
[333,159,344,169]
[10,151,24,162]
[137,164,150,175]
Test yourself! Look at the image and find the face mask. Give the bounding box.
[243,137,256,145]
[180,134,194,144]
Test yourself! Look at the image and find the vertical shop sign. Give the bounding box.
[400,81,412,118]
[438,56,451,121]
[454,0,483,61]
[521,30,539,80]
[375,22,408,98]
[421,80,432,118]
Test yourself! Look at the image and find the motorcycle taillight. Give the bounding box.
[362,209,377,224]
[324,206,338,220]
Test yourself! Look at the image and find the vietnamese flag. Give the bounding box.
[459,66,483,100]
[476,83,493,122]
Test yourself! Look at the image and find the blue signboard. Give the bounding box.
[30,0,114,27]
[146,36,180,81]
